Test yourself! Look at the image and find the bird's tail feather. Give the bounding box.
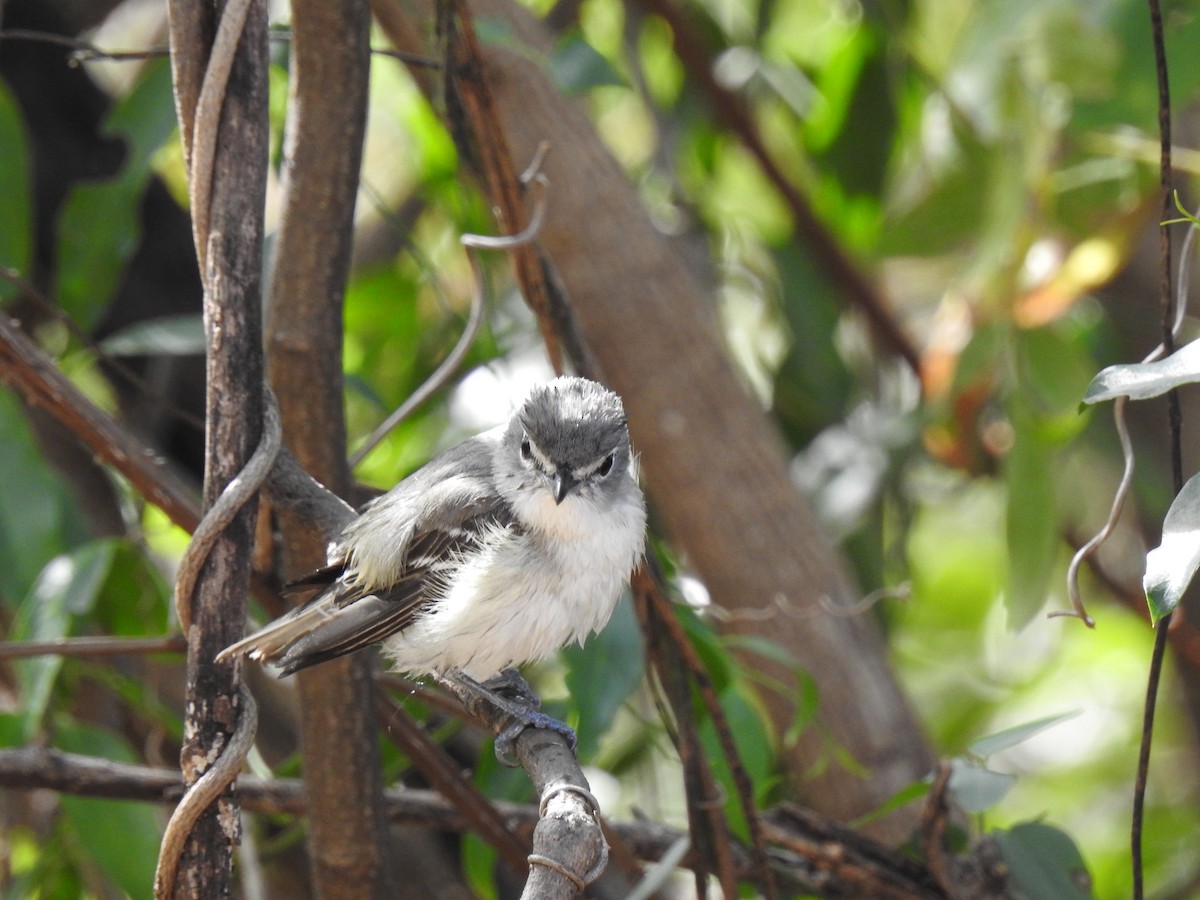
[215,589,342,667]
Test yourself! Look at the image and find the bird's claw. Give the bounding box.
[494,709,577,766]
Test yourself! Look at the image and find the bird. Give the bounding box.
[218,376,647,761]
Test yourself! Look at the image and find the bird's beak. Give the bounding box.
[552,470,577,504]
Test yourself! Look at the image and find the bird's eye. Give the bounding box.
[520,438,533,461]
[597,454,614,477]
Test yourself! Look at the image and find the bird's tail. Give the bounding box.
[215,588,341,669]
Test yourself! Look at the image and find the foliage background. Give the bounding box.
[2,0,1200,896]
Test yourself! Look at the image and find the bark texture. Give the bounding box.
[264,0,396,895]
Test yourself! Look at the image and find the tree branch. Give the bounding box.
[0,746,971,897]
[263,0,396,894]
[163,0,270,893]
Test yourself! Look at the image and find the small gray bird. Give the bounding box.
[219,376,646,758]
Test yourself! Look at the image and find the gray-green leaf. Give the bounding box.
[1144,469,1200,624]
[1083,339,1200,404]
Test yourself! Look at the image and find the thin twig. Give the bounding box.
[1134,3,1177,898]
[0,634,187,661]
[174,390,281,632]
[153,683,258,897]
[0,267,206,433]
[347,243,487,468]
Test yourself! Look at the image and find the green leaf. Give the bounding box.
[969,711,1080,758]
[948,758,1016,813]
[56,58,177,329]
[100,313,206,357]
[1082,339,1200,405]
[994,822,1093,900]
[0,80,33,300]
[12,542,115,740]
[851,778,931,827]
[1005,408,1058,628]
[563,597,643,760]
[56,722,161,900]
[1144,469,1200,624]
[550,36,624,93]
[0,392,84,602]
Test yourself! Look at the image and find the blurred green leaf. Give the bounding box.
[563,597,643,760]
[1082,339,1200,405]
[676,606,736,694]
[772,244,851,443]
[878,125,992,257]
[91,540,171,637]
[969,711,1080,758]
[12,541,115,740]
[1017,326,1098,417]
[852,778,932,827]
[809,28,896,200]
[1144,469,1200,624]
[994,821,1093,900]
[0,392,85,603]
[0,79,32,300]
[1004,407,1058,628]
[56,721,161,900]
[550,36,625,93]
[100,314,205,357]
[56,58,177,329]
[461,832,499,900]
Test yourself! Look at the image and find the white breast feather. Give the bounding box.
[381,475,646,681]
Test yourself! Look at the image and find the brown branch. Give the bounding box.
[636,566,777,897]
[0,634,187,661]
[631,568,738,898]
[0,315,201,532]
[376,691,531,875]
[440,0,568,372]
[0,745,971,896]
[630,0,922,376]
[1135,3,1177,897]
[162,0,270,893]
[263,0,395,893]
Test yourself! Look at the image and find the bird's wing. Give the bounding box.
[218,432,516,674]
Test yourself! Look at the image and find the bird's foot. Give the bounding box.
[448,669,576,766]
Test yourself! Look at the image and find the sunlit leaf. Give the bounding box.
[1144,469,1200,624]
[994,822,1092,900]
[1082,339,1200,405]
[969,711,1080,758]
[948,758,1017,813]
[0,80,32,300]
[13,542,115,740]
